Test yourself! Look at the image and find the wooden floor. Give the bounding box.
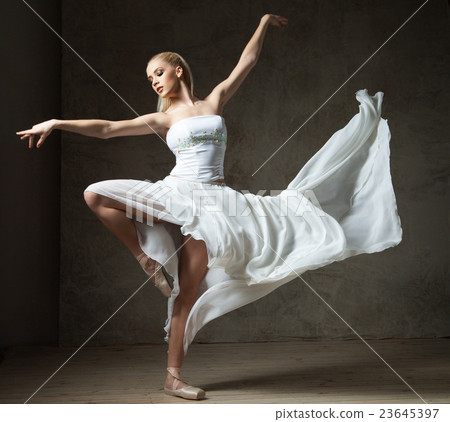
[0,338,448,404]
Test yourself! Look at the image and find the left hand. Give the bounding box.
[262,14,288,29]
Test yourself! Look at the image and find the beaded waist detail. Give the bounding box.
[173,128,227,153]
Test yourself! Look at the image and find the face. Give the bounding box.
[146,59,182,98]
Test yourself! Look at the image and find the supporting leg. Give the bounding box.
[164,233,208,398]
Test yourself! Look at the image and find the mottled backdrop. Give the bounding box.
[59,0,450,345]
[3,0,449,348]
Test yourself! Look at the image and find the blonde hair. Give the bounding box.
[147,52,199,112]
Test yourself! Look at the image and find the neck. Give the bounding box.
[168,81,199,109]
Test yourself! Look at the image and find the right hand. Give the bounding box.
[262,14,289,29]
[16,119,56,149]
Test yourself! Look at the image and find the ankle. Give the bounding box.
[136,252,156,276]
[165,367,186,390]
[167,366,181,379]
[135,251,146,261]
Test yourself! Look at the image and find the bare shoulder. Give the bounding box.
[149,111,172,135]
[139,111,173,135]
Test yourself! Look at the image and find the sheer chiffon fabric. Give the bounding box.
[84,89,403,353]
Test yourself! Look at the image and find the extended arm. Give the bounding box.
[206,14,288,109]
[16,113,167,148]
[54,119,110,138]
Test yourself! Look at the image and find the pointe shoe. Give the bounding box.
[154,263,173,298]
[164,367,206,400]
[137,252,172,298]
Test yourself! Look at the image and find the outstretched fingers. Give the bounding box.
[16,129,37,148]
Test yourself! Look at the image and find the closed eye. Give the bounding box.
[149,71,163,83]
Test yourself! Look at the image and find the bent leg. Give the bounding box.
[84,190,162,258]
[165,233,208,390]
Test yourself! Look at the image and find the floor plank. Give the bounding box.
[0,338,448,404]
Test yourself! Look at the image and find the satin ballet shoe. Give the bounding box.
[154,263,172,298]
[136,252,172,298]
[164,367,206,400]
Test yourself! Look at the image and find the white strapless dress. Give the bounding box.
[84,89,403,353]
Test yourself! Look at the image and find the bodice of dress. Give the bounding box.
[166,114,227,182]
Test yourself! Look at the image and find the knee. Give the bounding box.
[83,190,101,211]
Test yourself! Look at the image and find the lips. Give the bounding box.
[157,86,164,93]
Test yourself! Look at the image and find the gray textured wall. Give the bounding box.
[59,0,449,346]
[1,0,60,347]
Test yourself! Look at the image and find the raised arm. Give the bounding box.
[16,112,168,149]
[205,14,288,110]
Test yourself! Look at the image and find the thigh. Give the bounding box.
[87,191,164,223]
[84,178,184,226]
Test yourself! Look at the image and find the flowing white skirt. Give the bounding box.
[84,89,403,353]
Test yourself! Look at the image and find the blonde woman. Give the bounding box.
[16,13,402,401]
